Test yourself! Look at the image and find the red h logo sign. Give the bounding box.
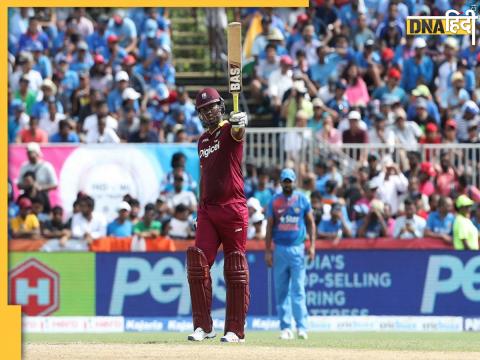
[9,258,60,316]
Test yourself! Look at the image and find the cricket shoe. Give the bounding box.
[279,328,294,340]
[220,332,245,343]
[188,327,216,341]
[297,330,308,340]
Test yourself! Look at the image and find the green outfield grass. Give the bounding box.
[24,332,480,352]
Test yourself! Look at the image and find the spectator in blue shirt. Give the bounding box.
[142,46,176,88]
[87,14,109,54]
[253,169,274,210]
[372,67,407,104]
[49,119,80,143]
[30,41,52,79]
[107,201,134,237]
[17,16,49,54]
[69,41,94,74]
[107,71,130,115]
[424,196,455,243]
[107,11,138,53]
[102,34,127,72]
[460,43,480,68]
[8,99,29,143]
[56,55,80,102]
[309,46,338,88]
[401,37,434,93]
[318,202,352,245]
[326,80,350,121]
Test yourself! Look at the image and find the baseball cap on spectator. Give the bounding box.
[115,71,129,82]
[370,199,384,214]
[444,36,458,50]
[425,123,438,133]
[412,84,431,98]
[416,4,431,15]
[118,201,131,212]
[387,68,401,80]
[336,80,347,90]
[122,87,141,101]
[267,28,284,41]
[348,110,361,121]
[296,13,309,24]
[27,142,42,155]
[416,97,428,109]
[462,100,479,115]
[280,168,296,182]
[18,197,32,209]
[77,41,88,51]
[312,98,324,108]
[145,18,158,38]
[451,71,464,83]
[55,53,68,65]
[468,119,479,130]
[98,14,109,24]
[280,55,293,66]
[154,83,170,102]
[445,119,457,129]
[247,197,262,212]
[94,54,105,64]
[18,51,33,64]
[368,152,379,162]
[382,48,394,62]
[413,37,427,49]
[41,79,57,94]
[365,39,375,48]
[123,55,136,66]
[420,162,436,177]
[20,74,30,83]
[107,34,119,43]
[456,194,474,208]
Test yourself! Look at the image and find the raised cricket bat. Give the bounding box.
[227,22,242,113]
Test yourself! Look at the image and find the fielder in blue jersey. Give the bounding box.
[265,168,316,340]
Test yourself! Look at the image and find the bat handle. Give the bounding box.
[233,93,239,113]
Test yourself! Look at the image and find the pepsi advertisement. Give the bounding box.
[96,251,480,317]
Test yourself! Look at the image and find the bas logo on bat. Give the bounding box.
[229,66,241,92]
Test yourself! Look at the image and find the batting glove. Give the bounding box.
[229,111,248,129]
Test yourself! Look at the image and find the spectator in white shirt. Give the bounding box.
[167,204,195,239]
[18,142,58,193]
[394,198,426,239]
[368,113,395,148]
[70,195,106,243]
[375,160,408,215]
[165,169,198,215]
[82,99,118,142]
[85,115,121,143]
[38,100,66,137]
[392,108,422,148]
[268,55,293,110]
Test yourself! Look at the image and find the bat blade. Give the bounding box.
[227,22,242,112]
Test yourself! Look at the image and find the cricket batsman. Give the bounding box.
[187,87,249,343]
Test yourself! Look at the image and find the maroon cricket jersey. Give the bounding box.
[198,120,246,205]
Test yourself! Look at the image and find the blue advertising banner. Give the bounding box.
[304,251,480,316]
[96,252,270,316]
[96,251,480,317]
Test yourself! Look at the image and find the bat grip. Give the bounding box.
[233,93,239,113]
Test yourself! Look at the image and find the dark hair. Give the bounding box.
[79,196,95,209]
[23,171,36,180]
[265,43,276,52]
[175,203,188,213]
[129,198,140,207]
[52,205,63,213]
[144,203,156,212]
[310,190,322,201]
[31,196,43,205]
[95,99,107,108]
[171,152,186,168]
[404,198,414,207]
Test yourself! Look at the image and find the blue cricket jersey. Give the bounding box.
[266,190,312,246]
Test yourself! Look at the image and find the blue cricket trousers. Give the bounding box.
[273,243,308,331]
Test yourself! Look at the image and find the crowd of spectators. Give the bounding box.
[8,7,204,145]
[7,4,480,250]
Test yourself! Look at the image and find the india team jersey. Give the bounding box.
[266,190,312,246]
[198,120,246,205]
